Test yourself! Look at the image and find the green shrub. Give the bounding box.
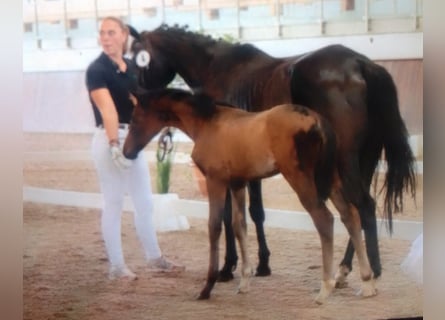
[156,140,175,194]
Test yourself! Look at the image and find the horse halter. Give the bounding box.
[156,127,174,162]
[126,34,151,87]
[135,50,150,67]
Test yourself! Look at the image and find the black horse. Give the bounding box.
[127,24,416,286]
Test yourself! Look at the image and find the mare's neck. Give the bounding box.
[151,34,212,90]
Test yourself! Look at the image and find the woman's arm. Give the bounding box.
[90,87,133,168]
[90,88,120,145]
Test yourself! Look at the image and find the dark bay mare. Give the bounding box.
[128,25,416,286]
[123,88,377,303]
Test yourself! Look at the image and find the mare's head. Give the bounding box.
[128,24,237,91]
[123,88,216,159]
[128,25,176,89]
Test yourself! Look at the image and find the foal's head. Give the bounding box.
[123,88,216,159]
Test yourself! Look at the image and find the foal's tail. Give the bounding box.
[359,59,417,233]
[295,116,337,200]
[315,118,337,200]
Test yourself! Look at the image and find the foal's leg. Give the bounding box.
[336,239,354,288]
[247,180,271,276]
[330,187,376,298]
[198,180,229,300]
[307,202,336,304]
[230,187,253,294]
[219,189,238,282]
[301,201,335,304]
[282,172,335,304]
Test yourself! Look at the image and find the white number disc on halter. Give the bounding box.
[135,50,150,67]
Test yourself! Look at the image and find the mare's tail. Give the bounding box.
[294,116,337,200]
[359,60,417,233]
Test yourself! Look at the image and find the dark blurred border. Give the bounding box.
[386,317,422,320]
[423,1,445,320]
[0,1,22,320]
[7,1,439,320]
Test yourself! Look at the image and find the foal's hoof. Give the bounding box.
[236,286,249,294]
[237,277,250,294]
[197,291,211,300]
[314,295,326,305]
[255,264,271,277]
[315,279,336,305]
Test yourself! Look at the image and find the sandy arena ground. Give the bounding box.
[23,133,423,320]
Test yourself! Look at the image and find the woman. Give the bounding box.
[85,16,184,280]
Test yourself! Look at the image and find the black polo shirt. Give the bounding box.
[85,52,138,126]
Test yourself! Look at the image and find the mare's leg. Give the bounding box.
[338,195,381,279]
[219,189,238,282]
[336,195,380,288]
[247,180,271,276]
[330,184,376,298]
[360,195,381,278]
[198,180,229,300]
[335,157,381,287]
[282,171,335,304]
[230,187,253,294]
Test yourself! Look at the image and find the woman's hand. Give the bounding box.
[110,141,133,170]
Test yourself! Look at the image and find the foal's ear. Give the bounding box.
[194,92,214,108]
[192,92,217,118]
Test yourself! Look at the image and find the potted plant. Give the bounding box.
[153,128,189,231]
[155,128,175,194]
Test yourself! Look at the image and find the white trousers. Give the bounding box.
[91,127,162,269]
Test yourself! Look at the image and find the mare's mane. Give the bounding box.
[148,24,271,62]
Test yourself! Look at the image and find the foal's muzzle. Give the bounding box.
[122,145,139,160]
